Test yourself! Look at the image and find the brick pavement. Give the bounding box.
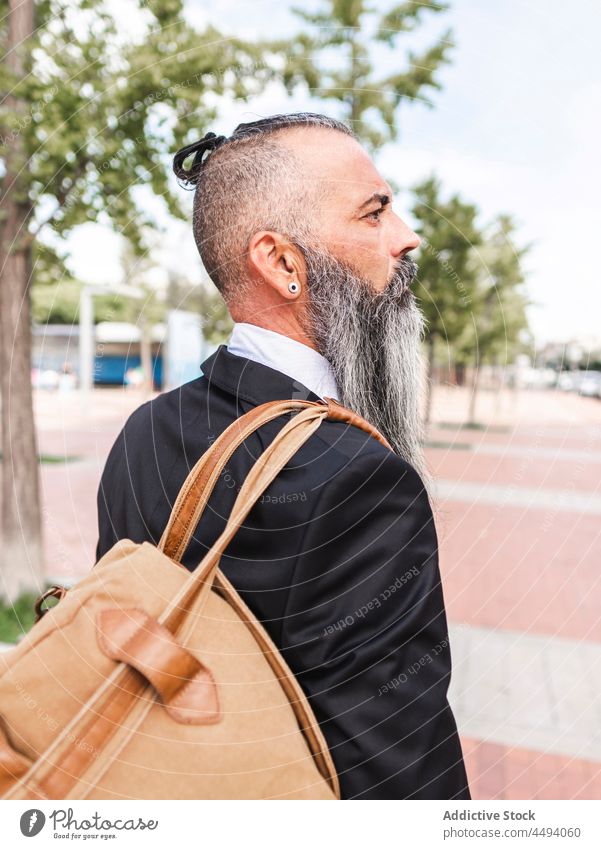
[461,737,601,800]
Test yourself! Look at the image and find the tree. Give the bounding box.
[0,0,40,604]
[286,0,453,147]
[456,214,530,425]
[0,0,286,602]
[410,175,482,427]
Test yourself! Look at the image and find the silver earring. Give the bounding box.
[288,281,300,295]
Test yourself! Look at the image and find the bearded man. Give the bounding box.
[95,112,470,800]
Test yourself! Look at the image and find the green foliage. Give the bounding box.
[411,178,530,425]
[1,0,285,261]
[286,0,453,146]
[411,174,482,348]
[32,280,132,324]
[31,241,76,288]
[32,280,79,325]
[0,592,37,643]
[454,214,531,367]
[411,177,530,366]
[196,287,234,345]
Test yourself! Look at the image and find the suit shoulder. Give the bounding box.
[139,376,208,418]
[311,419,426,494]
[116,376,209,436]
[298,425,431,548]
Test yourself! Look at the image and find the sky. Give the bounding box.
[64,0,601,347]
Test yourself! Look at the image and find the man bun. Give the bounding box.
[172,131,227,188]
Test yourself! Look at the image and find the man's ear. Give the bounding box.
[247,231,306,300]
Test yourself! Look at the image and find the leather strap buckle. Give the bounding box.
[97,608,221,725]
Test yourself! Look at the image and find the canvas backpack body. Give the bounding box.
[0,397,391,800]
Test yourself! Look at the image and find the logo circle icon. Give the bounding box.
[20,809,46,837]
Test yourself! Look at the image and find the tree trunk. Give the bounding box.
[493,358,503,417]
[468,356,481,427]
[0,0,44,603]
[423,334,436,429]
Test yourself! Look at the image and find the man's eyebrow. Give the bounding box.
[356,191,392,213]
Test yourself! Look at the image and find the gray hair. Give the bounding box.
[180,113,356,299]
[299,243,429,483]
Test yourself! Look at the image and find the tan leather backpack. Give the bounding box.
[0,397,391,800]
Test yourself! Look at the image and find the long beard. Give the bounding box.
[299,245,428,482]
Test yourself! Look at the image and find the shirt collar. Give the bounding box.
[200,343,325,408]
[226,322,340,402]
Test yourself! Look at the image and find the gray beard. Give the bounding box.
[298,244,428,482]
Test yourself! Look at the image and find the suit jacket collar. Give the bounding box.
[200,344,323,406]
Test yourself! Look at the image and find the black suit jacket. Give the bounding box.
[95,344,470,800]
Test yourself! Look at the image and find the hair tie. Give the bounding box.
[173,131,227,188]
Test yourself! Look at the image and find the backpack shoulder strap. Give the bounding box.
[159,396,391,563]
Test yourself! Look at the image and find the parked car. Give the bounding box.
[557,370,589,392]
[579,371,601,398]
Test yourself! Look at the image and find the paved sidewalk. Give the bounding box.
[448,624,601,763]
[435,478,601,514]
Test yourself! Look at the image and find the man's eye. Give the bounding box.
[365,206,384,221]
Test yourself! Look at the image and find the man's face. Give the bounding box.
[279,129,421,291]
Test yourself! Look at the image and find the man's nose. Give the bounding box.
[391,216,421,257]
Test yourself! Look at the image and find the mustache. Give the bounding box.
[359,254,419,324]
[387,255,418,292]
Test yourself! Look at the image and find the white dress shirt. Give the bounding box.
[227,322,340,402]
